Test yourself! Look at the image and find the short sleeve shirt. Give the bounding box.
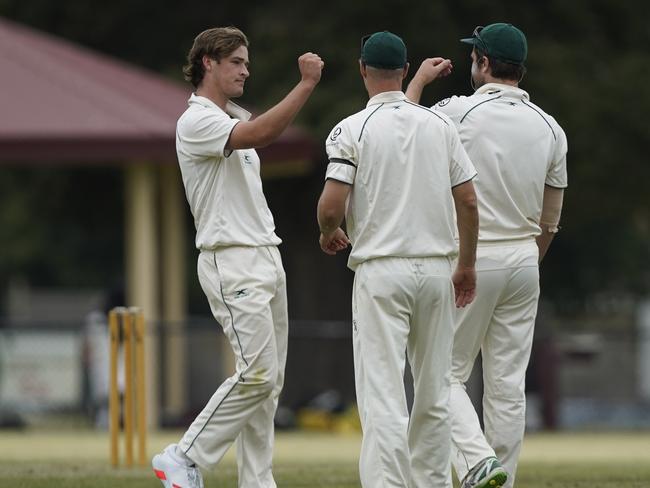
[176,94,281,249]
[434,83,568,243]
[325,91,476,270]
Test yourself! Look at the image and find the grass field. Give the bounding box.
[1,429,649,487]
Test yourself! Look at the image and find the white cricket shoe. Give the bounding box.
[152,444,204,488]
[460,456,508,488]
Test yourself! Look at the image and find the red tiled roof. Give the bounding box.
[0,17,315,164]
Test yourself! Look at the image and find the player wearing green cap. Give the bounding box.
[407,23,568,488]
[318,31,479,488]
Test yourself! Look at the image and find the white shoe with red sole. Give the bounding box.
[152,444,204,488]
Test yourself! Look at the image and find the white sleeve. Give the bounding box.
[432,95,466,125]
[546,126,568,189]
[449,126,477,187]
[324,122,357,185]
[177,110,239,159]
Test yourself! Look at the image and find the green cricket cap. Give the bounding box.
[361,31,407,70]
[461,23,527,65]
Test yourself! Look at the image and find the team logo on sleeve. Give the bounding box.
[330,127,342,141]
[437,97,451,107]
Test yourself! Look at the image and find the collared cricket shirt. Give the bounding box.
[434,83,568,243]
[176,94,281,250]
[325,90,476,270]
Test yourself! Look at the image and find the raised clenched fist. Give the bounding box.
[415,57,453,85]
[298,52,324,85]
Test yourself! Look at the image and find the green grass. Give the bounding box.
[0,430,649,487]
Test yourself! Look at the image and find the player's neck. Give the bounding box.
[484,74,519,88]
[365,81,403,99]
[196,84,229,111]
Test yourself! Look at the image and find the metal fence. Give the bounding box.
[1,315,649,430]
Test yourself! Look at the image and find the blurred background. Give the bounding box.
[0,0,649,438]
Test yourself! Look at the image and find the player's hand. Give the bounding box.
[299,52,324,86]
[413,57,453,85]
[452,265,476,308]
[319,227,350,255]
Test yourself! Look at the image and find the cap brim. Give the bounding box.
[460,37,477,45]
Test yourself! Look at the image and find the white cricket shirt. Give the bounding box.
[176,94,281,250]
[434,83,568,243]
[325,91,477,270]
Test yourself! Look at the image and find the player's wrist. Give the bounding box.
[318,224,336,236]
[298,78,319,90]
[410,75,427,89]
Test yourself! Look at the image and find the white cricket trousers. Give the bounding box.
[450,241,540,488]
[179,245,288,488]
[353,256,455,488]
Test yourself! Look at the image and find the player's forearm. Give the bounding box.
[452,181,478,268]
[456,206,478,268]
[317,201,345,235]
[537,186,563,262]
[536,226,556,263]
[318,180,351,235]
[405,77,425,104]
[249,80,318,148]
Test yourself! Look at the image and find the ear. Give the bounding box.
[202,54,213,71]
[402,62,410,80]
[359,60,367,79]
[478,55,490,73]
